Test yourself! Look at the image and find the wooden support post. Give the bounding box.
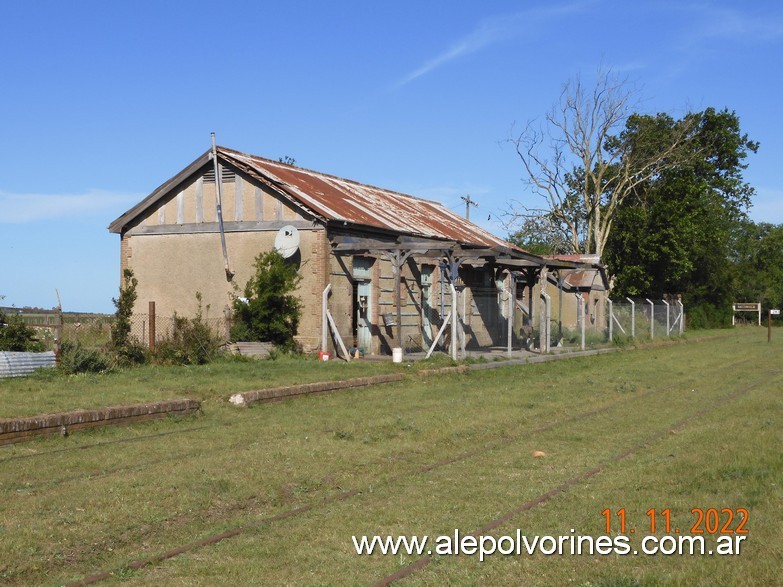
[507,273,513,357]
[54,305,63,367]
[148,301,156,351]
[768,310,772,343]
[395,258,402,349]
[53,289,63,367]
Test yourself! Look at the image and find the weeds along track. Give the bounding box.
[373,379,768,586]
[53,357,768,586]
[0,335,734,466]
[0,352,750,495]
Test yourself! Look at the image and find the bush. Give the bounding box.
[59,341,110,374]
[231,250,302,351]
[109,269,146,366]
[153,295,222,365]
[686,303,732,329]
[0,310,44,352]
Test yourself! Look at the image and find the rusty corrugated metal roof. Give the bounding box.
[219,147,514,249]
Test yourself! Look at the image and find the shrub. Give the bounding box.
[231,250,302,351]
[0,310,44,352]
[153,294,222,365]
[109,269,146,365]
[58,341,110,374]
[686,303,732,329]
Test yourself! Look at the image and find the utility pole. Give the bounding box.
[461,194,478,221]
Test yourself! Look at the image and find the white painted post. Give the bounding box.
[646,298,654,339]
[580,297,586,351]
[662,299,670,336]
[425,312,452,359]
[678,300,684,334]
[450,283,458,361]
[627,297,635,339]
[507,274,513,357]
[322,284,332,352]
[541,291,551,353]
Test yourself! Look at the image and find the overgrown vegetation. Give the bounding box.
[231,250,302,351]
[0,307,44,352]
[51,273,225,374]
[108,269,146,365]
[153,293,223,365]
[58,340,110,374]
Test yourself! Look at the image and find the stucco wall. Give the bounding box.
[122,228,327,352]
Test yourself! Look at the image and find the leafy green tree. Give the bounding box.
[231,250,302,350]
[729,220,783,310]
[604,108,759,326]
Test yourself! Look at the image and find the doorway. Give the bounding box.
[352,257,374,354]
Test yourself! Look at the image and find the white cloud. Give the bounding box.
[672,3,783,51]
[0,189,140,223]
[396,1,595,87]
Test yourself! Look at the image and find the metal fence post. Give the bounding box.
[627,297,635,338]
[678,300,684,334]
[646,298,654,339]
[662,299,670,337]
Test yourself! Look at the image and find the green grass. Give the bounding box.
[0,354,420,418]
[0,327,779,585]
[0,328,734,419]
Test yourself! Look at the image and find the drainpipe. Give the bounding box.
[211,133,233,281]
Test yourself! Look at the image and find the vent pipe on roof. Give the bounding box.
[211,133,234,281]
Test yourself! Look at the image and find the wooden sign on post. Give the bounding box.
[732,302,761,326]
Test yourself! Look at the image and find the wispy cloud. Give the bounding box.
[396,1,595,87]
[674,3,783,48]
[0,190,139,223]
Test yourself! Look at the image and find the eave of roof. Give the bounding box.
[108,150,213,234]
[109,146,535,262]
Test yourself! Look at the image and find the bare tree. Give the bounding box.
[506,70,692,258]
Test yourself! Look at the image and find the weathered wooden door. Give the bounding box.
[353,257,374,353]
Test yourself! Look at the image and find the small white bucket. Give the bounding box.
[392,347,403,363]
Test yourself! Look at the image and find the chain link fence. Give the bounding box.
[129,313,230,347]
[608,299,684,341]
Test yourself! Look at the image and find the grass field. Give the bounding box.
[0,327,780,586]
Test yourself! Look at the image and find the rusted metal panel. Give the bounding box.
[219,148,514,250]
[0,351,56,378]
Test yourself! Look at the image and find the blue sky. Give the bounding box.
[1,0,781,312]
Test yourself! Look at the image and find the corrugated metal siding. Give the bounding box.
[0,351,56,378]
